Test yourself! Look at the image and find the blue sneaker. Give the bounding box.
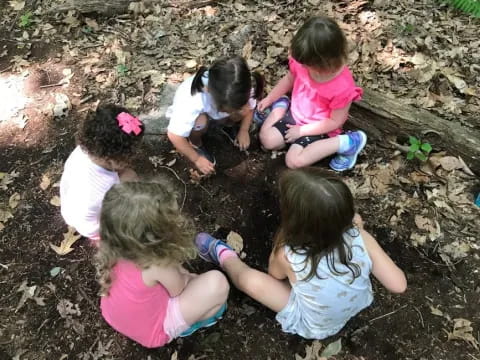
[329,131,367,172]
[195,232,234,266]
[179,303,227,337]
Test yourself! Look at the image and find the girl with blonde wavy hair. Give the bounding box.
[96,181,229,348]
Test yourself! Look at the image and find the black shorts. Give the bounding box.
[273,111,328,147]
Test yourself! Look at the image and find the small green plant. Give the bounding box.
[407,136,432,162]
[401,23,415,34]
[19,12,33,28]
[117,64,128,76]
[443,0,480,17]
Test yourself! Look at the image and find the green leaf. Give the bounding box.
[421,143,432,153]
[415,152,427,162]
[408,136,418,145]
[407,151,415,160]
[321,338,342,358]
[50,266,62,277]
[409,143,420,152]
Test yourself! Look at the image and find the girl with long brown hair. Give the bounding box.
[194,168,406,339]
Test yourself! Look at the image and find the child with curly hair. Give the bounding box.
[257,16,366,171]
[167,56,264,175]
[60,104,144,240]
[194,168,406,339]
[97,181,229,348]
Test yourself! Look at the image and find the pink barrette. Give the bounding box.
[117,112,143,135]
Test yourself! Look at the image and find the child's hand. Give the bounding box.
[195,156,215,175]
[257,97,272,112]
[235,130,250,150]
[285,124,302,143]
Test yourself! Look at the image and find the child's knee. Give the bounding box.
[285,152,304,169]
[260,128,280,150]
[204,270,230,299]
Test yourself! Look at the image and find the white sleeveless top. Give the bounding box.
[276,230,373,339]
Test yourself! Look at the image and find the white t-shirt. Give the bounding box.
[60,146,120,239]
[167,72,257,137]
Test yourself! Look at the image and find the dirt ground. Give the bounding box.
[1,1,480,359]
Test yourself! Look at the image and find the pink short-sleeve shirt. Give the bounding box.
[289,57,363,136]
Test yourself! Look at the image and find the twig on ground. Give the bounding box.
[0,262,9,269]
[0,65,13,73]
[369,305,408,323]
[388,140,410,153]
[80,95,94,104]
[413,306,425,328]
[39,82,64,89]
[158,165,187,210]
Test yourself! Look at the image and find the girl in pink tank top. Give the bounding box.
[257,16,367,172]
[96,181,229,348]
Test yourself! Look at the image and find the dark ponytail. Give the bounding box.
[251,72,265,100]
[190,66,208,96]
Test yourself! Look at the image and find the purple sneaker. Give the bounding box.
[329,131,367,172]
[195,233,233,266]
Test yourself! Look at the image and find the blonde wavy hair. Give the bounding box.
[95,180,197,296]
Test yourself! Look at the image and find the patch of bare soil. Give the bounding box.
[1,1,480,359]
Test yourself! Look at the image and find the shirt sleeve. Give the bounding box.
[167,89,204,138]
[329,86,363,110]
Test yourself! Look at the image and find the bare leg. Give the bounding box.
[222,257,291,312]
[178,270,229,325]
[285,137,340,169]
[259,107,288,150]
[189,114,209,147]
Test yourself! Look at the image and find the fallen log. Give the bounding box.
[50,0,216,15]
[349,89,480,175]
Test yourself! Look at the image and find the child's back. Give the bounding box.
[61,146,120,238]
[277,230,372,339]
[101,260,170,347]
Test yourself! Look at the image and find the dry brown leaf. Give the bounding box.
[185,59,197,69]
[447,318,479,350]
[242,40,253,59]
[430,306,444,317]
[9,0,25,10]
[50,227,82,255]
[439,156,462,171]
[50,195,61,207]
[9,192,21,209]
[410,233,427,247]
[40,174,51,190]
[295,340,324,360]
[226,231,244,253]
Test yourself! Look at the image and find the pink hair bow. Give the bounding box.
[117,112,143,135]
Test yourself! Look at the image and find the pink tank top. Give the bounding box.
[100,260,170,347]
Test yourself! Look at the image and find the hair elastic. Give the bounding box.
[117,112,142,135]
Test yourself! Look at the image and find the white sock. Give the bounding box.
[338,134,352,154]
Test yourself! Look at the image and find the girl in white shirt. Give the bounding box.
[60,104,144,241]
[167,56,264,175]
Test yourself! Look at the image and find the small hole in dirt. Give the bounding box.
[24,68,62,95]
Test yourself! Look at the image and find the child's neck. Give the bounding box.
[89,154,116,172]
[309,66,344,83]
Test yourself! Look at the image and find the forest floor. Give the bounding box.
[1,0,479,359]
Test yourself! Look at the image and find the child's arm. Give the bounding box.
[235,106,254,150]
[147,264,194,297]
[361,228,407,294]
[167,131,214,175]
[257,72,294,112]
[285,104,350,142]
[268,247,289,280]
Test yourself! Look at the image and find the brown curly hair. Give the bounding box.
[77,104,144,164]
[96,180,197,296]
